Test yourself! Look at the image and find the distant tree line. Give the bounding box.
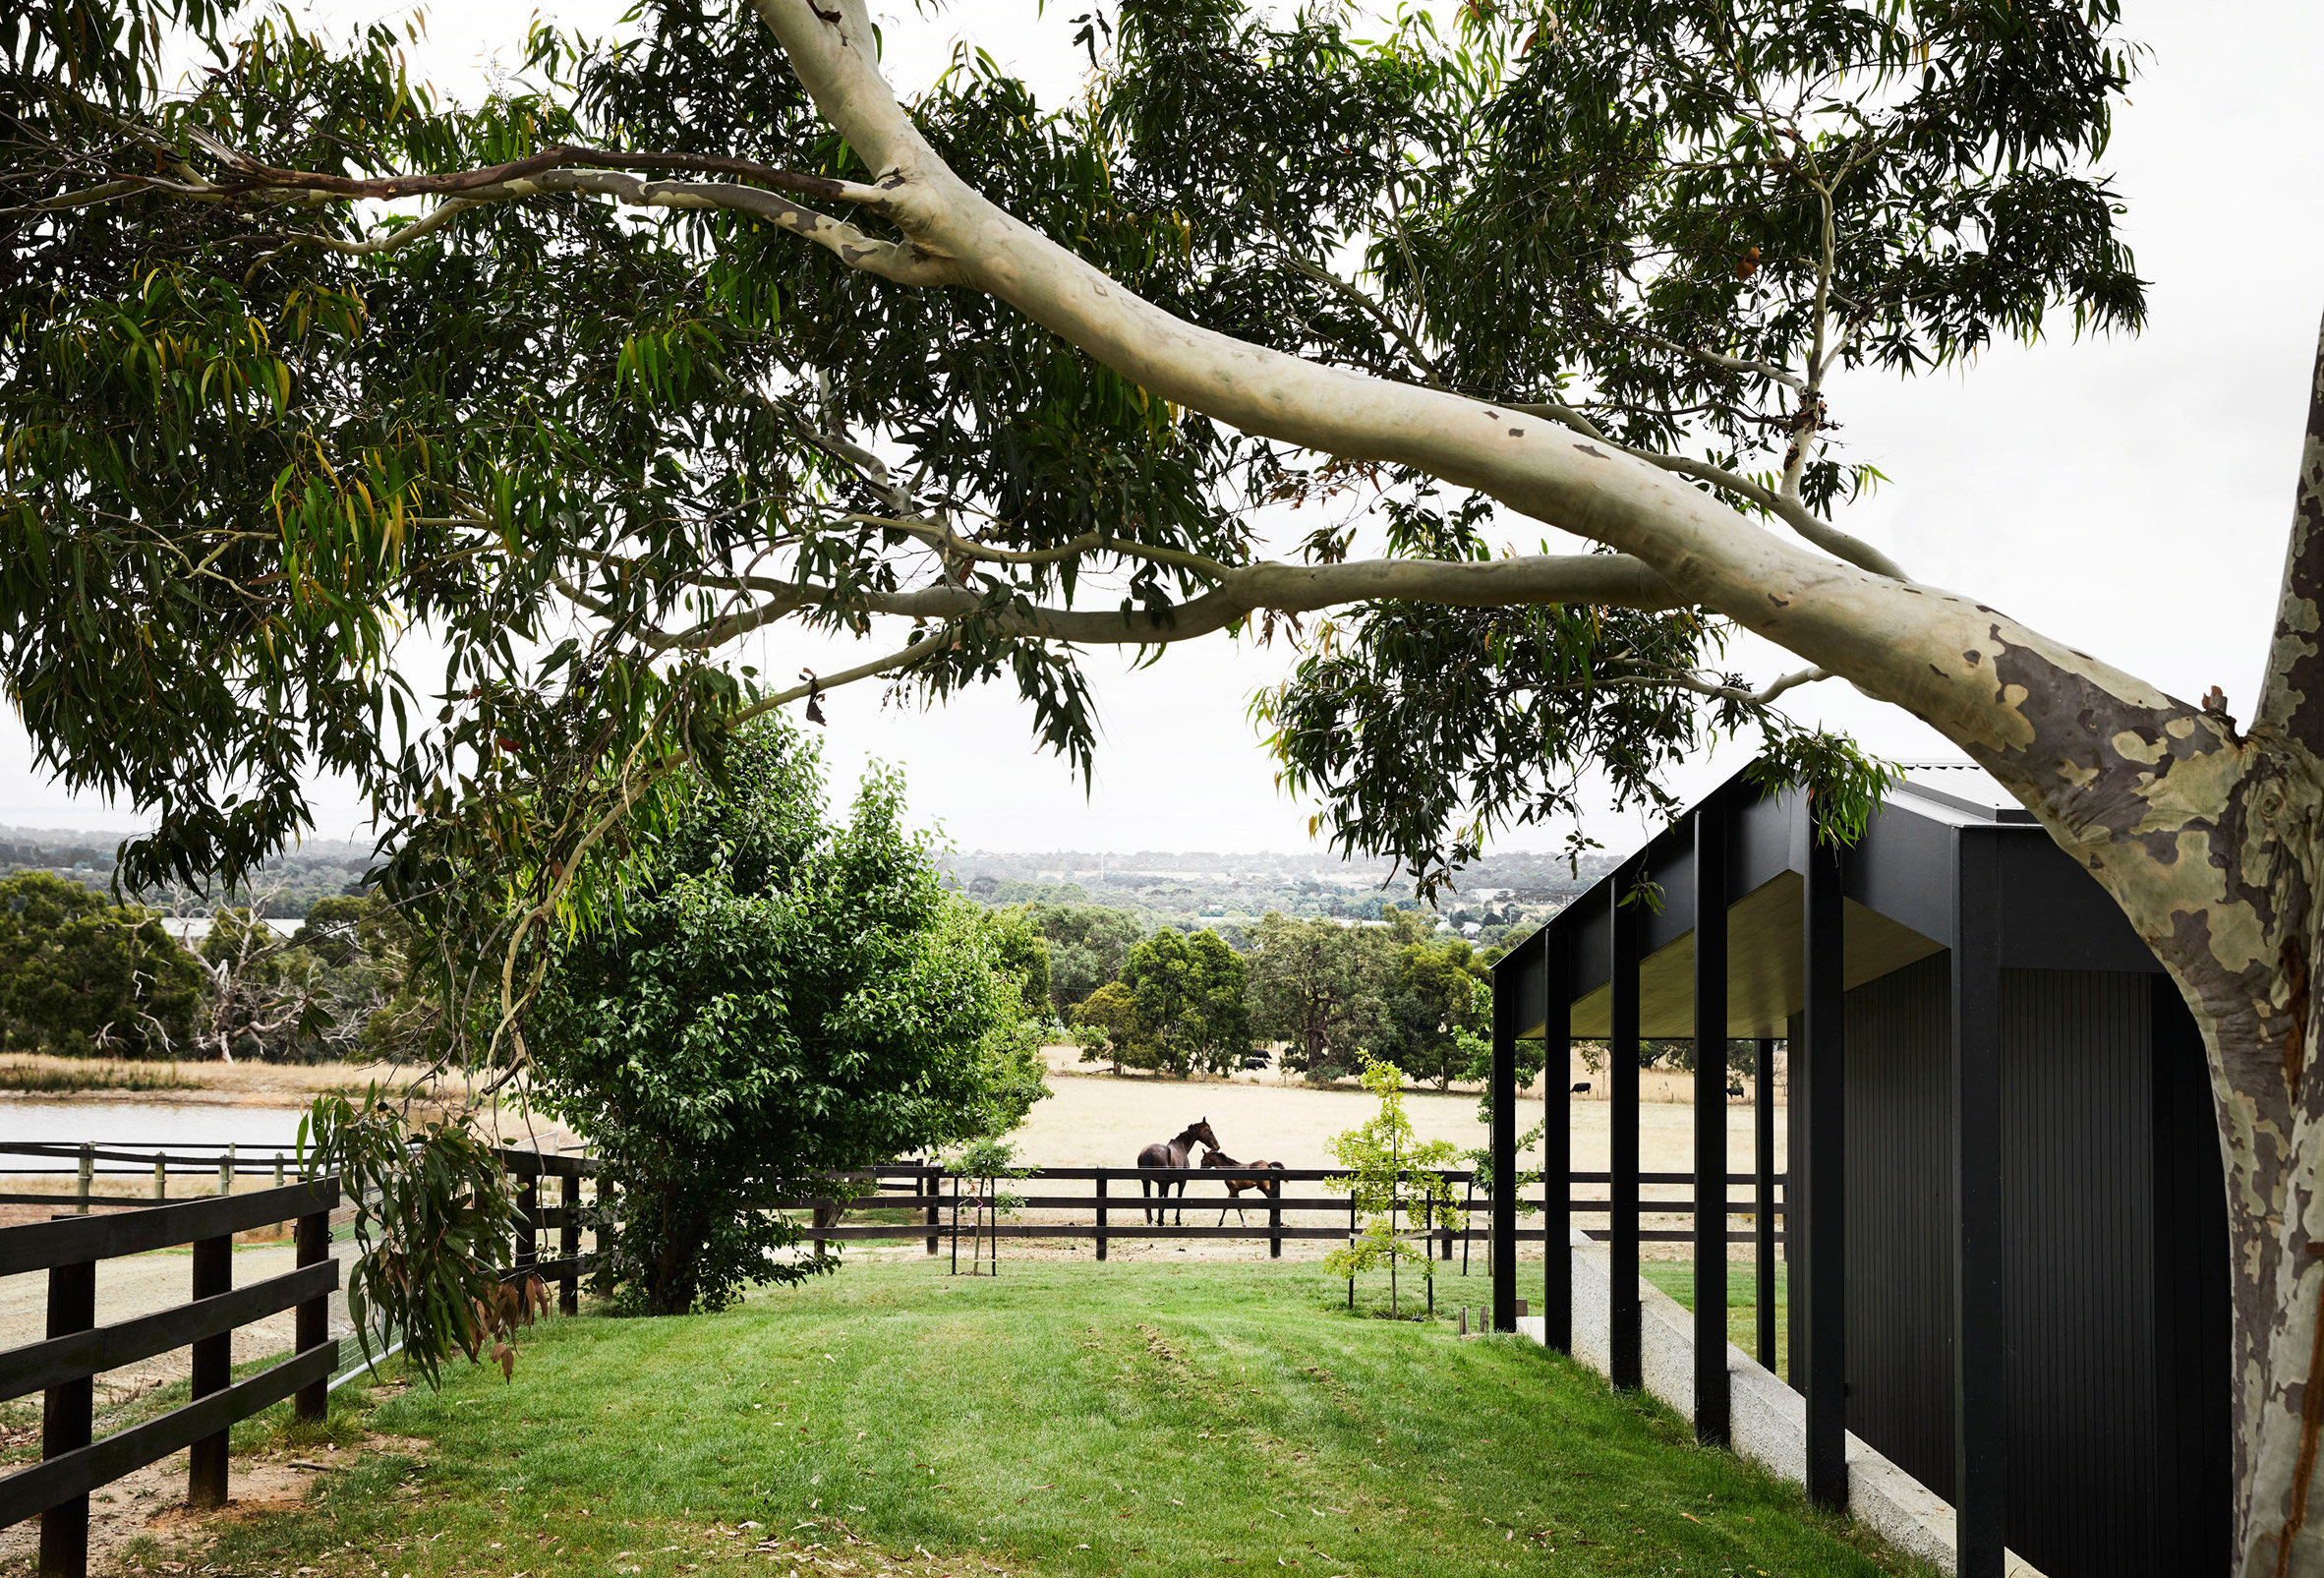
[0,835,375,920]
[1007,902,1495,1088]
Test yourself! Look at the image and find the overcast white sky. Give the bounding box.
[4,1,2317,858]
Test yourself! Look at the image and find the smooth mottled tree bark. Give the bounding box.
[726,1,2324,1563]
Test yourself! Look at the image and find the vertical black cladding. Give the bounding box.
[1843,954,1955,1498]
[2002,969,2175,1577]
[1836,961,2230,1578]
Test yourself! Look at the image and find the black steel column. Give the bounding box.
[1799,833,1848,1510]
[1754,1035,1777,1371]
[1952,828,2005,1576]
[1610,861,1644,1391]
[1542,925,1572,1353]
[1693,807,1730,1444]
[1490,943,1519,1331]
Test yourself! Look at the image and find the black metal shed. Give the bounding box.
[1483,762,2230,1578]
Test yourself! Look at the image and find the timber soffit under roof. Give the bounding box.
[1491,760,2166,1040]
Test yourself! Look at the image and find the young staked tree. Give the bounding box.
[13,0,2324,1560]
[1323,1053,1466,1316]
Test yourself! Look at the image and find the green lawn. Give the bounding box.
[1637,1261,1788,1379]
[192,1256,1923,1578]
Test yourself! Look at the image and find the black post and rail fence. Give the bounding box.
[0,1179,342,1578]
[769,1164,1784,1257]
[0,1136,1772,1575]
[0,1142,607,1577]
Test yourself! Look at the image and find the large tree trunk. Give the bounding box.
[739,1,2324,1560]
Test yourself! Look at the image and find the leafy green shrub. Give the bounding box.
[529,720,1047,1315]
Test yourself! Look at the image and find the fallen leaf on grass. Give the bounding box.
[1681,1512,1704,1524]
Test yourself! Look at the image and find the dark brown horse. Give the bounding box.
[1137,1118,1220,1224]
[1202,1152,1287,1224]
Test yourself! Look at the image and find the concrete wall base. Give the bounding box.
[1513,1233,2044,1578]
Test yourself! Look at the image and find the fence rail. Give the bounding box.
[773,1164,1787,1263]
[501,1147,605,1315]
[0,1143,605,1576]
[0,1140,594,1214]
[0,1178,341,1577]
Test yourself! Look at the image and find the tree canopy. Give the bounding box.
[1243,912,1392,1081]
[1111,926,1251,1076]
[1014,901,1144,1016]
[0,871,202,1057]
[40,1,2324,1559]
[0,0,2135,976]
[528,718,1047,1315]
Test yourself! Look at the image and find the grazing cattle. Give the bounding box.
[1570,1081,1592,1095]
[1136,1119,1221,1224]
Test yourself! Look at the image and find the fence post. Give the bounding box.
[949,1172,959,1275]
[273,1152,285,1191]
[516,1167,539,1276]
[559,1172,580,1315]
[75,1145,91,1214]
[921,1166,938,1257]
[37,1257,96,1578]
[217,1144,234,1198]
[1095,1173,1108,1262]
[295,1202,330,1423]
[188,1232,233,1508]
[152,1154,165,1202]
[1268,1180,1281,1261]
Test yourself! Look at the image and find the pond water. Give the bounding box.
[0,1100,308,1153]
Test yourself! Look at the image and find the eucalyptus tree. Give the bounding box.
[16,0,2324,1565]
